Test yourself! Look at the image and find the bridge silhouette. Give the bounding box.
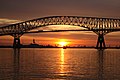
[0,16,120,49]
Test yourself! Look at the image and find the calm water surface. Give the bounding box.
[0,48,120,80]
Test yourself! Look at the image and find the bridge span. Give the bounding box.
[0,16,120,49]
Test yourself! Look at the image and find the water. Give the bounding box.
[0,48,120,80]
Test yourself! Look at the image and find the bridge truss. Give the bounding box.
[0,16,120,49]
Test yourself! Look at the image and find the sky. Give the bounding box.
[0,0,120,46]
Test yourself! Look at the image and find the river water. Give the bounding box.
[0,48,120,80]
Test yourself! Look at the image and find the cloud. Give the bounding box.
[0,18,21,27]
[0,0,120,20]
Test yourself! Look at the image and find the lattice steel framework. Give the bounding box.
[0,16,120,48]
[0,16,120,35]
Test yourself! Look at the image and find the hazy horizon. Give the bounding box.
[0,0,120,46]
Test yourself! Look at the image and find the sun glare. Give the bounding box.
[59,41,67,47]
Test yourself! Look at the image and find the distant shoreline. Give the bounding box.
[0,46,120,49]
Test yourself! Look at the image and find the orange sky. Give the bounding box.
[1,30,120,47]
[0,0,120,47]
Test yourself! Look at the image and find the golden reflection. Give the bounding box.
[60,48,65,75]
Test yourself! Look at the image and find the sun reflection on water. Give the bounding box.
[60,48,65,75]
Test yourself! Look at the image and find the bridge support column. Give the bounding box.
[13,37,21,48]
[96,33,106,49]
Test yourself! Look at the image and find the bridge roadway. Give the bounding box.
[25,29,120,33]
[0,16,120,49]
[1,28,120,36]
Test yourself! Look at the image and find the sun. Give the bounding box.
[59,41,67,47]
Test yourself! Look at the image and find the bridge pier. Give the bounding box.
[96,33,106,49]
[13,37,21,48]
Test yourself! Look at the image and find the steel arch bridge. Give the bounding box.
[0,16,120,48]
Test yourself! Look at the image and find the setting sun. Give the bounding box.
[59,42,67,47]
[56,39,70,47]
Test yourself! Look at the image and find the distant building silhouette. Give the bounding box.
[33,39,36,44]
